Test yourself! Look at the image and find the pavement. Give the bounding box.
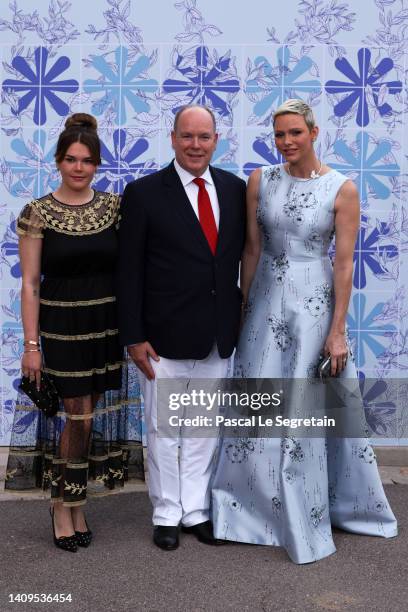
[0,485,407,612]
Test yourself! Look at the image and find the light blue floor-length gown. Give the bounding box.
[212,164,398,564]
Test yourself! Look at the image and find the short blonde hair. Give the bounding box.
[273,99,316,130]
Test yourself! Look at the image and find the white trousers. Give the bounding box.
[141,346,229,527]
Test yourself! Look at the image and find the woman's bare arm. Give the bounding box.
[325,179,360,375]
[240,168,262,306]
[20,236,43,387]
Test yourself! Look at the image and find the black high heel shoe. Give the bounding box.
[75,520,93,548]
[49,508,77,553]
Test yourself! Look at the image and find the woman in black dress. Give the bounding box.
[6,114,143,551]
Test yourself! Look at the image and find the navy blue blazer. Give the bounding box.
[117,161,246,359]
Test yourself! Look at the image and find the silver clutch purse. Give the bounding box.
[317,354,331,380]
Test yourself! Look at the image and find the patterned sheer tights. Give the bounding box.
[54,394,99,505]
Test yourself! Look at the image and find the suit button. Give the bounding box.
[211,289,216,296]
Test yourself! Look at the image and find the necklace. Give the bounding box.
[287,160,322,180]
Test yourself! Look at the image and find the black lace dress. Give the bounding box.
[6,192,144,506]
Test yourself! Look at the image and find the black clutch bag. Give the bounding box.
[19,372,59,417]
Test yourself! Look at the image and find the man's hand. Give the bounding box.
[128,342,159,380]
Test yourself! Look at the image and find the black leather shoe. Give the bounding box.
[181,520,227,545]
[153,526,179,551]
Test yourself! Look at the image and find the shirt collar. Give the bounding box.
[173,158,214,187]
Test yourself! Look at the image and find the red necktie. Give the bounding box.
[193,177,218,255]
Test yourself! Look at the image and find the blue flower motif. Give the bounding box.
[347,294,396,368]
[211,136,239,175]
[4,399,15,414]
[2,318,23,365]
[329,132,400,201]
[358,372,396,436]
[12,410,38,435]
[162,46,240,118]
[1,290,23,395]
[2,290,20,322]
[2,47,79,125]
[5,130,58,199]
[243,136,285,176]
[95,129,156,193]
[246,47,321,119]
[83,47,158,125]
[325,48,402,127]
[1,216,20,279]
[354,214,398,289]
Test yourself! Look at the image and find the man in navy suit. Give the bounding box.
[117,105,246,550]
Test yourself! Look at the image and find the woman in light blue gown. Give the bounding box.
[212,99,398,564]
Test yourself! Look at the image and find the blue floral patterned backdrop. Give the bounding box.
[1,0,407,446]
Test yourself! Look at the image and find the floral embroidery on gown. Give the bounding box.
[212,164,398,564]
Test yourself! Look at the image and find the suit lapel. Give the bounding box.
[163,162,213,256]
[210,165,230,257]
[163,162,234,258]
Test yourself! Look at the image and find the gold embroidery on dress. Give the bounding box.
[16,205,45,239]
[43,361,123,377]
[8,449,43,457]
[66,462,89,470]
[43,470,62,487]
[16,228,44,239]
[62,412,95,421]
[40,328,118,341]
[19,216,44,227]
[89,454,117,462]
[44,455,66,464]
[40,296,116,307]
[64,480,87,495]
[13,398,141,414]
[14,404,41,412]
[109,467,124,479]
[21,192,119,236]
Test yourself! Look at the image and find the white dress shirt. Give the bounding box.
[173,158,220,229]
